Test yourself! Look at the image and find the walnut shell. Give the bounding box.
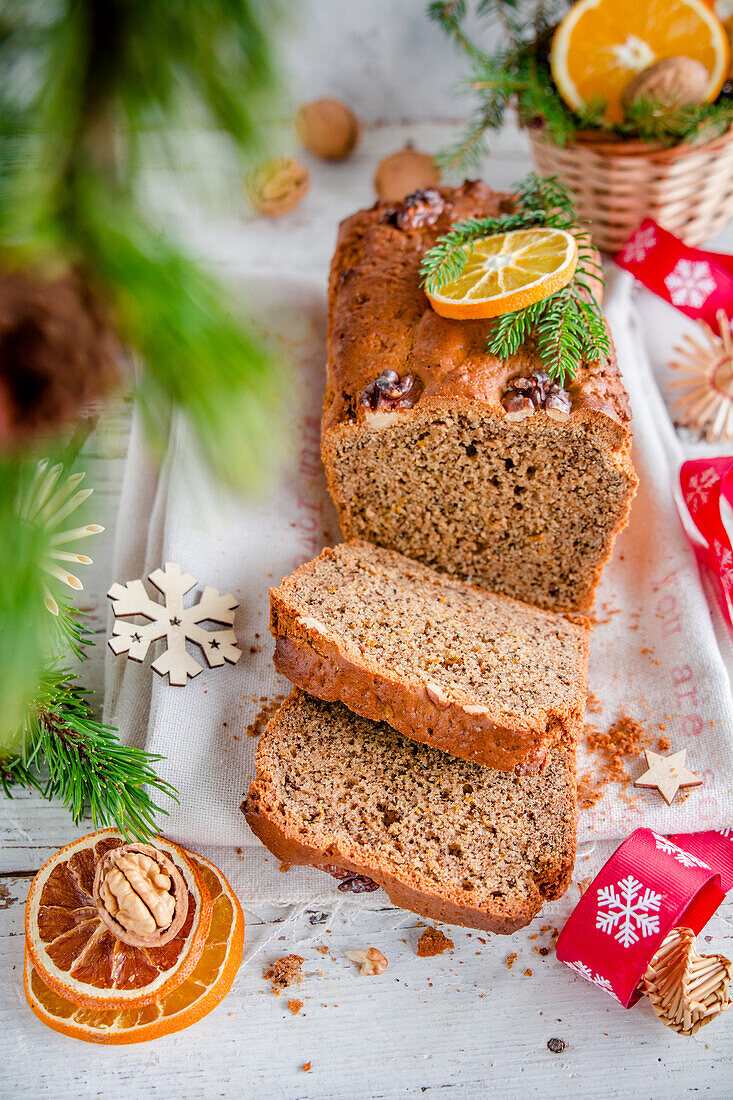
[92,842,189,948]
[246,158,309,218]
[621,56,710,113]
[374,146,441,203]
[295,98,360,160]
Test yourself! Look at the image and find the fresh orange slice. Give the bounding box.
[24,850,245,1044]
[25,830,212,1010]
[551,0,729,124]
[425,227,578,320]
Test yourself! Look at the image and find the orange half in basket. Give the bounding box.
[551,0,729,123]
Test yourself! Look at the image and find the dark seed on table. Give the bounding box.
[547,1037,566,1054]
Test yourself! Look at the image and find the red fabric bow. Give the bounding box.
[679,457,733,627]
[556,828,733,1007]
[616,220,733,326]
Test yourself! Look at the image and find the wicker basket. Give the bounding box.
[529,125,733,253]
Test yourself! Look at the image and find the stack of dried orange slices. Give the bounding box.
[23,829,244,1044]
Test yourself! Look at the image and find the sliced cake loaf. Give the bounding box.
[242,691,577,933]
[322,180,637,613]
[270,540,589,774]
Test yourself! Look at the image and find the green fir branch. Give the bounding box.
[4,668,178,840]
[420,172,610,385]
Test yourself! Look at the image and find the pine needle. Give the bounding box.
[4,668,178,840]
[420,171,610,385]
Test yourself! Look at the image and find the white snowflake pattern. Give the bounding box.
[711,539,733,589]
[108,562,242,685]
[717,828,733,838]
[684,468,719,513]
[621,225,657,264]
[595,876,662,948]
[565,960,618,1000]
[651,832,710,870]
[664,259,717,309]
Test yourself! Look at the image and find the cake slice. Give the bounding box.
[322,180,637,613]
[242,691,577,933]
[270,540,589,774]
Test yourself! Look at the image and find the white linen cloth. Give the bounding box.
[104,267,733,903]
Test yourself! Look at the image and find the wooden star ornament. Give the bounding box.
[634,748,702,806]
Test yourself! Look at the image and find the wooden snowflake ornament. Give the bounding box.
[668,310,733,441]
[108,563,241,685]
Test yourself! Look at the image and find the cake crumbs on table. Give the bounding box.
[302,1062,312,1072]
[315,945,329,955]
[505,952,518,969]
[586,690,602,714]
[524,968,533,977]
[416,926,454,957]
[577,714,651,809]
[264,954,304,994]
[246,695,287,738]
[287,998,304,1015]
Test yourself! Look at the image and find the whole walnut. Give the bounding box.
[246,157,309,218]
[374,145,441,203]
[295,98,360,160]
[621,56,710,114]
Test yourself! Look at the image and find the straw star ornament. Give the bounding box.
[18,459,104,616]
[668,310,733,441]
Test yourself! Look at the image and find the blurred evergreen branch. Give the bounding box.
[0,1,283,833]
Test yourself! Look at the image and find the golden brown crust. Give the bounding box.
[243,795,540,934]
[242,691,577,934]
[269,545,589,772]
[323,180,632,436]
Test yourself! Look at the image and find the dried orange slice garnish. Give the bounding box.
[25,829,212,1010]
[550,0,729,124]
[24,851,244,1044]
[425,227,578,320]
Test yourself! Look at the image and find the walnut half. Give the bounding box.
[92,842,189,948]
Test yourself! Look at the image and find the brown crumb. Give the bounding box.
[247,695,287,738]
[577,714,651,809]
[524,968,533,977]
[416,926,454,957]
[264,954,304,994]
[657,736,670,751]
[287,998,303,1015]
[302,1062,311,1072]
[505,952,518,970]
[586,690,602,714]
[315,945,329,955]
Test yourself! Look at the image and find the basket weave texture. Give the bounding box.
[529,125,733,253]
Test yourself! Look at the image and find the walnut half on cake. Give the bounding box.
[321,181,637,614]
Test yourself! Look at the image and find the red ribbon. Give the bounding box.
[679,457,733,627]
[616,220,733,325]
[556,828,732,1007]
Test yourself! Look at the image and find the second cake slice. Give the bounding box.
[270,540,589,773]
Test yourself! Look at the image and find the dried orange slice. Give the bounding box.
[551,0,729,124]
[25,830,212,1010]
[24,851,244,1044]
[425,227,578,320]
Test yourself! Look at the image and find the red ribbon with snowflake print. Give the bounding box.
[616,221,733,326]
[556,828,732,1007]
[678,457,733,628]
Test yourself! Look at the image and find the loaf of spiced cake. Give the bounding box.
[242,691,577,934]
[270,540,589,774]
[321,181,637,614]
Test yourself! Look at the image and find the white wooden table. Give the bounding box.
[3,122,733,1099]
